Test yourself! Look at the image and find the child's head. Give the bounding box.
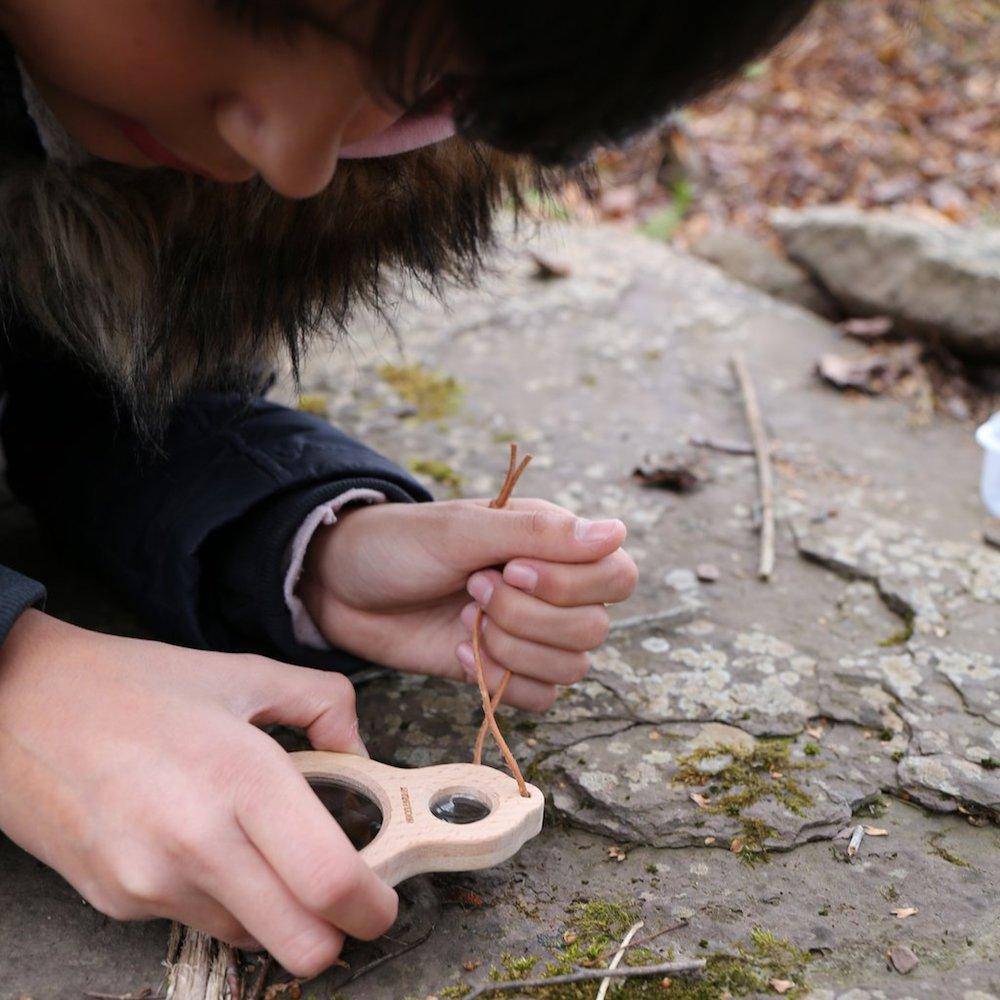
[0,1,814,425]
[3,0,813,198]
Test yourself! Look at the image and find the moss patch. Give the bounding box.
[379,363,463,420]
[928,831,971,868]
[409,458,464,497]
[462,905,810,998]
[673,739,815,863]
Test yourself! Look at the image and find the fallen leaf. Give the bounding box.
[887,943,919,975]
[891,907,919,919]
[649,731,662,741]
[704,836,717,845]
[816,343,920,395]
[805,722,825,739]
[840,316,893,339]
[730,837,745,854]
[463,960,481,972]
[632,450,706,492]
[660,977,672,989]
[690,792,711,809]
[608,845,628,862]
[443,886,486,908]
[770,979,795,994]
[864,827,889,837]
[530,252,572,281]
[563,931,579,945]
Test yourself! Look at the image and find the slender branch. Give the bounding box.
[730,354,776,580]
[470,442,532,796]
[463,959,706,998]
[596,921,644,1000]
[331,924,436,990]
[688,435,755,456]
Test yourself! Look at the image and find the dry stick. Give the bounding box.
[595,920,644,1000]
[470,443,532,797]
[244,956,272,1000]
[463,959,707,999]
[730,354,775,580]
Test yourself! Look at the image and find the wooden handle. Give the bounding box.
[291,752,544,887]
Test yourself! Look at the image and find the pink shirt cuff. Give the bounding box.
[283,488,387,649]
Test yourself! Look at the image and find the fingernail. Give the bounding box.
[349,719,370,758]
[466,573,494,606]
[456,641,476,676]
[505,563,538,593]
[574,517,622,542]
[460,601,479,629]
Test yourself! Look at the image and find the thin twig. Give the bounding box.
[463,959,706,998]
[616,919,689,956]
[84,992,163,1000]
[730,354,776,580]
[688,435,755,456]
[332,924,436,989]
[596,921,644,1000]
[470,442,532,796]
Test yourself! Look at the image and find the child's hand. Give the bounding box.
[0,611,397,978]
[300,498,637,710]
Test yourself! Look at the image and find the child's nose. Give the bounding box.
[214,48,398,200]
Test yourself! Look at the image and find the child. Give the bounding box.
[0,0,814,978]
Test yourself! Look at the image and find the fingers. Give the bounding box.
[237,657,369,757]
[459,602,590,686]
[454,634,559,712]
[430,501,626,573]
[232,738,398,943]
[465,569,610,652]
[164,887,260,951]
[197,836,348,979]
[501,549,638,607]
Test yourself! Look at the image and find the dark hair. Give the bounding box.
[220,1,817,166]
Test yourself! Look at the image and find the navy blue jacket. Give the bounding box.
[0,35,434,671]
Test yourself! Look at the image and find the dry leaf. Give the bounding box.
[632,450,706,492]
[770,979,795,994]
[840,316,893,339]
[463,960,481,972]
[608,845,628,862]
[805,722,825,739]
[864,826,889,837]
[660,977,672,989]
[563,931,579,945]
[730,837,745,854]
[704,836,717,845]
[816,344,920,395]
[891,907,919,919]
[530,252,572,281]
[690,792,711,809]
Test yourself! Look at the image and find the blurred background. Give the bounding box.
[552,0,997,244]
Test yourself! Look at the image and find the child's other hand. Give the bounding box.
[0,611,397,977]
[300,498,637,711]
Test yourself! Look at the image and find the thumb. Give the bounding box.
[442,504,626,573]
[240,658,370,757]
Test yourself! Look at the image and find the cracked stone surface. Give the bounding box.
[2,222,997,999]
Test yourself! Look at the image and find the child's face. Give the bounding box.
[1,0,456,199]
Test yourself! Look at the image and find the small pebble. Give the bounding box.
[888,943,919,975]
[696,563,721,582]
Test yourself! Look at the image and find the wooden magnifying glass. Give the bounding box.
[293,752,544,887]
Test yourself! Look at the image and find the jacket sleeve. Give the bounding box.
[0,345,434,671]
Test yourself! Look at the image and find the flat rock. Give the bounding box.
[690,228,840,318]
[773,206,1000,360]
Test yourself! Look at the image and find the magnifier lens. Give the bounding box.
[308,779,383,849]
[430,793,491,825]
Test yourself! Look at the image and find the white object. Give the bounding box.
[976,411,1000,517]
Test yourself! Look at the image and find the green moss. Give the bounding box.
[297,393,328,417]
[674,739,815,822]
[440,986,472,999]
[802,742,820,757]
[854,795,887,819]
[878,613,915,647]
[379,363,463,420]
[408,458,464,497]
[735,818,778,866]
[928,832,971,868]
[450,902,809,999]
[980,756,999,770]
[891,749,905,762]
